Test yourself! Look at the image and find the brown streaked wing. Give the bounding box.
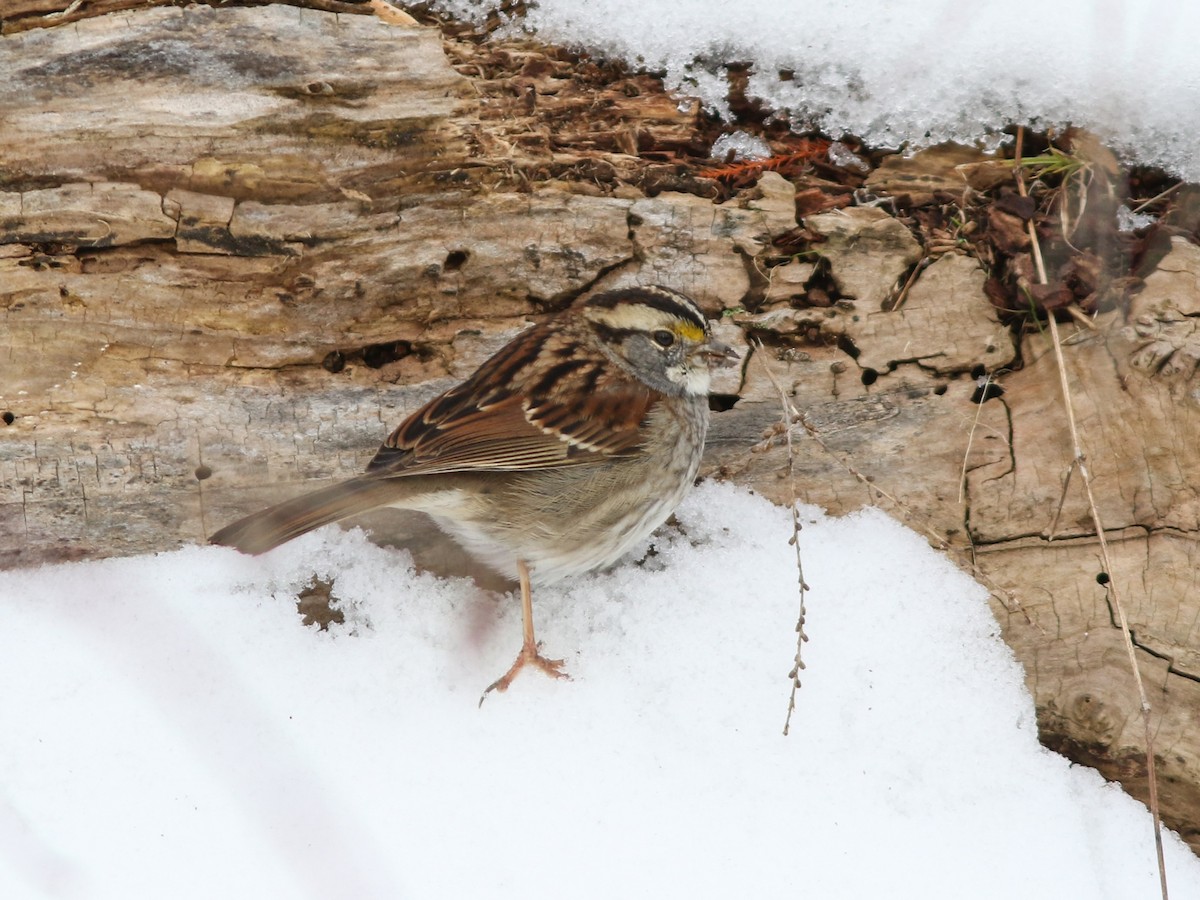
[524,373,656,455]
[365,322,659,476]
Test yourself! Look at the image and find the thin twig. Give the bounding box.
[1049,315,1167,899]
[1131,182,1183,216]
[888,258,926,311]
[1045,460,1076,540]
[1014,127,1169,900]
[40,0,83,20]
[958,373,993,505]
[369,0,420,26]
[753,341,809,736]
[1064,304,1098,331]
[743,371,1029,623]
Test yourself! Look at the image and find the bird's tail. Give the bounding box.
[209,475,405,555]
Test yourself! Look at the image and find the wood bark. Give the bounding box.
[3,1,1199,852]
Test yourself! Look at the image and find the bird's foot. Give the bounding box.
[479,642,570,704]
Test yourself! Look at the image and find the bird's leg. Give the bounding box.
[480,559,570,702]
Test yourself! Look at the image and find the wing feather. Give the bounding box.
[366,322,658,477]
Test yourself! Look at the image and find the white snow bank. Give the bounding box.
[1,482,1196,898]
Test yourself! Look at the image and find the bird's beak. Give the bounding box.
[701,339,741,368]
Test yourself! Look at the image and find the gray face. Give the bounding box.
[582,287,715,397]
[610,328,712,397]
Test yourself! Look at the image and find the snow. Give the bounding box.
[2,481,1198,898]
[1118,203,1159,232]
[432,0,1200,180]
[710,130,773,163]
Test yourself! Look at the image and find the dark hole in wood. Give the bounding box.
[362,341,411,369]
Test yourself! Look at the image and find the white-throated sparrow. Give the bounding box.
[211,286,739,697]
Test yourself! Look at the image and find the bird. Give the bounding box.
[210,285,739,698]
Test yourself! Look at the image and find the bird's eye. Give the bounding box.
[652,329,675,348]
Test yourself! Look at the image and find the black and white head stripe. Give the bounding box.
[584,286,708,334]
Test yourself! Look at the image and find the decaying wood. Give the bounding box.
[3,1,1200,853]
[0,2,778,567]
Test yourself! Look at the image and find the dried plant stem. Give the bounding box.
[1131,182,1182,216]
[958,373,992,505]
[1014,128,1168,900]
[369,0,420,26]
[753,341,809,736]
[40,0,82,21]
[888,257,926,311]
[1045,315,1168,899]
